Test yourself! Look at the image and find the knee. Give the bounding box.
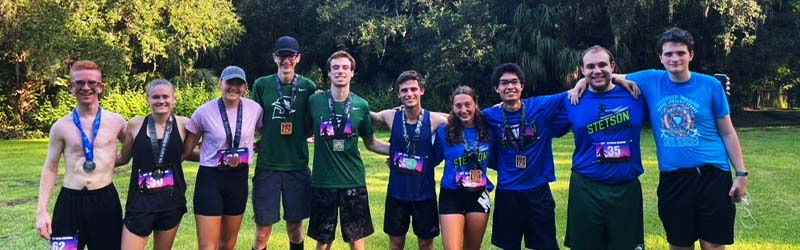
[389,238,405,250]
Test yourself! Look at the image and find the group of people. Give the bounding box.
[36,27,747,250]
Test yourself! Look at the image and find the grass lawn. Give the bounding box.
[1,127,798,249]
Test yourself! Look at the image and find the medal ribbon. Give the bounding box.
[72,107,102,163]
[501,102,527,151]
[147,114,174,169]
[401,107,424,155]
[327,91,352,139]
[217,98,243,149]
[461,128,480,170]
[275,74,298,121]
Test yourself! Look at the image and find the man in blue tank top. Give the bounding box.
[370,70,448,250]
[554,46,646,250]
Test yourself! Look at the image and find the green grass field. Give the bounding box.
[1,127,798,249]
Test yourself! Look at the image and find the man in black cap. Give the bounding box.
[250,36,317,250]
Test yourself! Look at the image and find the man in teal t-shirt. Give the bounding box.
[250,36,316,250]
[307,50,389,250]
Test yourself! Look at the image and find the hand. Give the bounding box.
[729,176,748,203]
[36,211,52,240]
[314,89,323,94]
[613,77,640,99]
[568,78,588,105]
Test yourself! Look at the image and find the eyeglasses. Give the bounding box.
[70,80,100,88]
[499,79,521,86]
[276,52,299,59]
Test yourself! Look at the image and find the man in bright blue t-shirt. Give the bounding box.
[482,63,567,250]
[555,46,646,250]
[573,28,748,250]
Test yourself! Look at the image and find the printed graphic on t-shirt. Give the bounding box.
[586,104,631,135]
[657,95,700,147]
[271,96,294,120]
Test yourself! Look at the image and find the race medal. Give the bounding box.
[470,169,482,183]
[280,121,293,135]
[50,235,78,250]
[332,139,345,152]
[226,153,240,168]
[319,120,335,138]
[138,169,175,192]
[83,161,95,173]
[393,152,423,175]
[515,155,526,168]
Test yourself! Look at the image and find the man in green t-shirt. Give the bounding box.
[307,50,390,250]
[251,36,316,250]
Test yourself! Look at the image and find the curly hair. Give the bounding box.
[446,86,489,146]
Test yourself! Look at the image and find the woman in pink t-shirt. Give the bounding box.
[182,66,263,250]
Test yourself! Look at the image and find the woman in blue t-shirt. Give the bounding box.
[432,86,494,250]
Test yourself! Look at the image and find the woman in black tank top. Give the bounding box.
[116,79,191,250]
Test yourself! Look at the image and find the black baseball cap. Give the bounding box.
[274,36,300,54]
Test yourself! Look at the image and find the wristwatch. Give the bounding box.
[735,171,748,177]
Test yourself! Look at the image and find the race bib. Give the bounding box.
[393,152,423,175]
[137,169,175,192]
[50,236,78,250]
[594,140,631,162]
[216,148,250,168]
[456,170,487,191]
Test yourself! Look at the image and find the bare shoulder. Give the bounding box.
[48,115,73,139]
[127,116,145,133]
[429,112,449,127]
[104,110,127,126]
[175,116,190,128]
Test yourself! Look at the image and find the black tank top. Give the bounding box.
[126,115,186,212]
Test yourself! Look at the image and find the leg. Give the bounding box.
[349,238,366,250]
[339,187,375,243]
[409,199,439,250]
[658,171,700,248]
[384,196,411,250]
[316,242,332,250]
[287,221,304,243]
[152,226,179,250]
[417,238,434,250]
[308,188,339,247]
[121,226,148,250]
[463,212,489,250]
[252,169,281,250]
[699,240,725,250]
[492,189,523,250]
[521,185,558,250]
[389,236,406,250]
[219,215,244,250]
[670,245,695,250]
[439,214,465,250]
[253,225,272,250]
[195,215,222,250]
[283,169,312,248]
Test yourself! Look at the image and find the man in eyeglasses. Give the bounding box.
[35,60,129,249]
[250,36,317,250]
[572,28,748,250]
[481,63,570,250]
[554,46,646,250]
